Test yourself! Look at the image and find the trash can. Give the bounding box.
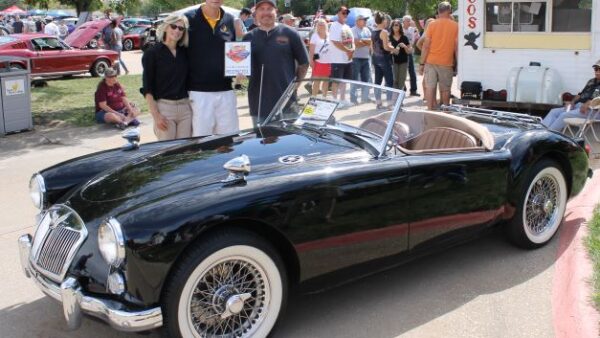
[0,56,32,136]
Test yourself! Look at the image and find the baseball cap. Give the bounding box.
[104,68,118,78]
[255,0,276,9]
[356,14,368,21]
[282,13,294,20]
[594,59,600,68]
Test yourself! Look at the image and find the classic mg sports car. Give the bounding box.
[18,79,591,337]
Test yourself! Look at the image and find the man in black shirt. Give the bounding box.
[185,0,240,137]
[12,16,23,34]
[243,0,309,126]
[543,59,600,131]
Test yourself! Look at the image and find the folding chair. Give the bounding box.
[562,97,600,144]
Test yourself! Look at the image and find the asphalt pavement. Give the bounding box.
[0,50,598,338]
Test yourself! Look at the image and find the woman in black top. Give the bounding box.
[371,12,396,109]
[142,14,192,140]
[389,19,413,91]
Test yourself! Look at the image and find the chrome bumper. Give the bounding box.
[18,234,163,332]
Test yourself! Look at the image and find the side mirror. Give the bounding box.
[121,127,140,151]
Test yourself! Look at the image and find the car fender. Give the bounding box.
[503,129,588,207]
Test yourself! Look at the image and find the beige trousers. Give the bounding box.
[154,98,193,141]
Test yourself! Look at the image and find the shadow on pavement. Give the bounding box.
[277,229,559,337]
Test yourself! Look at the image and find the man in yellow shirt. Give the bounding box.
[420,1,458,110]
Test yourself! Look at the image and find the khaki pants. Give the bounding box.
[154,98,193,140]
[424,64,453,91]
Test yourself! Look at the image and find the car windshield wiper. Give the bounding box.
[320,125,380,141]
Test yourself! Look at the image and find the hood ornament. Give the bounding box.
[222,154,251,184]
[121,127,140,151]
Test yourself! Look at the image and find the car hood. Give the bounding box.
[79,126,367,203]
[65,19,110,48]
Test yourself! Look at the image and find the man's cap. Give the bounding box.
[255,0,277,9]
[356,14,368,21]
[594,59,600,68]
[282,13,294,20]
[104,68,118,78]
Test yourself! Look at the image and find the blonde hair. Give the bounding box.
[314,18,328,37]
[157,14,189,47]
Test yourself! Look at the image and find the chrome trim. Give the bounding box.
[18,235,163,332]
[221,154,251,184]
[18,234,32,278]
[378,91,406,158]
[30,204,88,283]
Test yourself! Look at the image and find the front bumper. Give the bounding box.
[18,234,163,332]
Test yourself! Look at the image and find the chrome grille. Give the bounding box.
[30,204,87,283]
[36,227,81,276]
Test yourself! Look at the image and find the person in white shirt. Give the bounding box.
[328,6,355,105]
[308,18,332,96]
[44,16,59,38]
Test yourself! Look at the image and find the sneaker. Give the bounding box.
[410,92,421,97]
[127,118,140,127]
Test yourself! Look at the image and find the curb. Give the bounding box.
[553,168,600,338]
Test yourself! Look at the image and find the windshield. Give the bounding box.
[263,78,405,156]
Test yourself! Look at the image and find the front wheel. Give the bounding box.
[506,159,568,249]
[162,229,287,338]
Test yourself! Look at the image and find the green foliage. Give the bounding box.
[0,0,24,9]
[586,205,600,309]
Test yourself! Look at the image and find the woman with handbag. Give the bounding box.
[309,18,332,96]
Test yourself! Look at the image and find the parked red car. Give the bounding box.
[0,34,119,78]
[65,19,111,49]
[123,25,150,51]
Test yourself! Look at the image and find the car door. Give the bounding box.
[293,156,411,280]
[30,37,70,74]
[406,150,511,251]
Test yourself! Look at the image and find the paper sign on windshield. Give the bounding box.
[294,97,338,126]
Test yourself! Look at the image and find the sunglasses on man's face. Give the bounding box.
[169,24,186,32]
[594,67,600,72]
[340,11,349,16]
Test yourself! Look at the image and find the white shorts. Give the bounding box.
[189,90,239,137]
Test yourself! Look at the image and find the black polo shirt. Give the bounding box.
[243,24,309,117]
[142,42,188,100]
[185,7,236,92]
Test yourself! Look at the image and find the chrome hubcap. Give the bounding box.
[525,175,559,234]
[189,259,268,337]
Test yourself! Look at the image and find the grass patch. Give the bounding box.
[31,75,148,127]
[586,204,600,309]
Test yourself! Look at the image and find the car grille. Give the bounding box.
[36,227,81,276]
[31,204,88,283]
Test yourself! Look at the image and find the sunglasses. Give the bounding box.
[594,66,600,71]
[169,24,186,32]
[340,11,349,15]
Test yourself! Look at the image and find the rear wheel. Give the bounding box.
[162,229,287,338]
[506,159,567,249]
[123,39,133,51]
[90,59,109,77]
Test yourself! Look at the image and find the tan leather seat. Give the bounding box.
[410,127,477,150]
[359,118,410,143]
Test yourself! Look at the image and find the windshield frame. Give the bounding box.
[262,78,406,158]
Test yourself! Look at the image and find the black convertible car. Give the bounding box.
[18,79,591,337]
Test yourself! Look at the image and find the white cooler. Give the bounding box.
[506,63,563,105]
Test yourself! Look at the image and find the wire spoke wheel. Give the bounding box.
[520,164,567,246]
[173,242,284,338]
[188,258,268,337]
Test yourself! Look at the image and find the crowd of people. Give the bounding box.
[97,0,598,144]
[0,14,73,38]
[96,0,461,141]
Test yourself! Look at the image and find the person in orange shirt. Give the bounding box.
[420,2,458,110]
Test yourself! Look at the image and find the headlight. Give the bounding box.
[98,218,125,267]
[29,174,46,210]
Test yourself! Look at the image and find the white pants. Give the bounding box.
[189,90,239,137]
